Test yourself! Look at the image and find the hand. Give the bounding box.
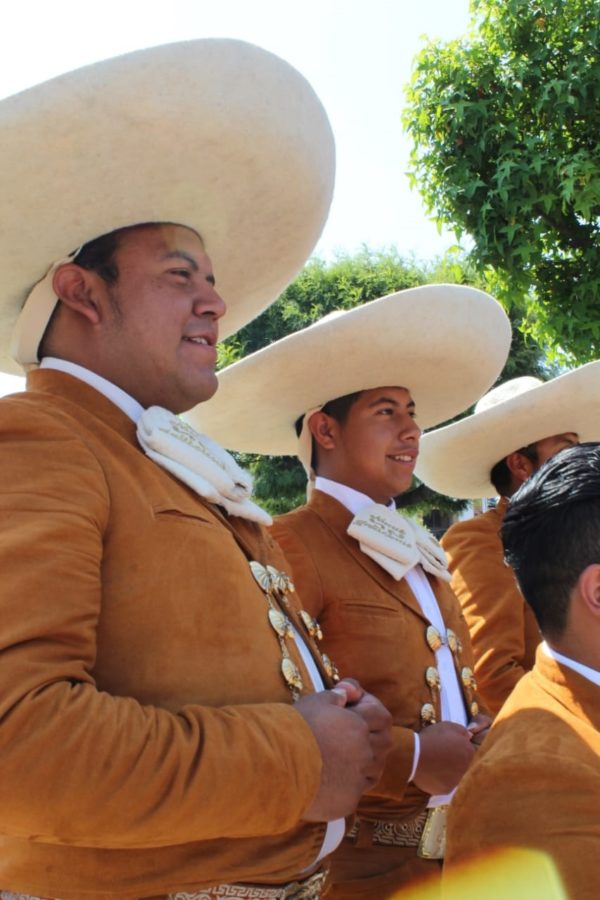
[412,721,476,796]
[295,680,392,822]
[467,712,492,746]
[343,683,393,789]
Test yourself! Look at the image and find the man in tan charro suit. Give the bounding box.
[416,367,600,714]
[0,39,392,900]
[190,285,511,896]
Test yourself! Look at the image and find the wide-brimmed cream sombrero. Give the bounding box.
[415,361,600,498]
[186,284,511,458]
[0,39,335,374]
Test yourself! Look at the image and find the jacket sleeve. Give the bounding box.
[442,519,537,715]
[364,726,417,803]
[0,405,322,848]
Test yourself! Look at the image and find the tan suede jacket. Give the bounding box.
[0,369,330,899]
[442,499,540,715]
[272,490,479,824]
[446,646,600,899]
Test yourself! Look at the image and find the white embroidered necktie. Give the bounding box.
[137,407,272,526]
[347,504,450,582]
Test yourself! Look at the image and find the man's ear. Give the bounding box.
[506,449,536,486]
[52,264,103,326]
[308,411,339,451]
[577,564,600,619]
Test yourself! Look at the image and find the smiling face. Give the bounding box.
[310,386,421,504]
[93,224,226,412]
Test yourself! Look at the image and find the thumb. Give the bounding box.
[336,678,365,704]
[328,685,352,705]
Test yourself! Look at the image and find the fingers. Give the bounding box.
[467,713,492,734]
[334,678,364,704]
[352,693,393,735]
[469,727,489,746]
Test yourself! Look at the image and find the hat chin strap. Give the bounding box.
[297,406,322,499]
[10,253,78,370]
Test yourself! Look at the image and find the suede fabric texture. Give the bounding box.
[272,490,479,893]
[441,499,540,716]
[0,369,329,899]
[445,646,600,900]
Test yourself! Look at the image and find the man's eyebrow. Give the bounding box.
[368,396,415,409]
[161,250,216,285]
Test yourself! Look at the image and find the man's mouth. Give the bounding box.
[183,335,214,346]
[388,452,417,463]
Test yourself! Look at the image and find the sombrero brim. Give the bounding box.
[415,360,600,498]
[0,39,335,374]
[185,284,511,455]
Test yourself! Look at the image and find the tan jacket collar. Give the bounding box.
[26,367,138,446]
[533,644,600,731]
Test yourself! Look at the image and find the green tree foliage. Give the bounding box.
[404,0,600,362]
[219,248,552,517]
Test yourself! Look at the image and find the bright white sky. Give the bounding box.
[0,0,472,395]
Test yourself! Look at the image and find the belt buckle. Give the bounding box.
[417,805,448,860]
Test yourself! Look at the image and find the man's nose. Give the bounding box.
[400,417,421,439]
[193,283,226,320]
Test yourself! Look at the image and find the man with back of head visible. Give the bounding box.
[444,442,600,900]
[416,367,600,714]
[0,40,392,900]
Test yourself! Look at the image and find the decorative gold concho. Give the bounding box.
[470,701,479,718]
[322,654,340,683]
[461,666,476,691]
[249,560,272,592]
[299,610,323,641]
[268,608,294,639]
[282,658,304,692]
[425,666,440,690]
[421,702,437,726]
[265,565,288,595]
[446,629,458,654]
[426,625,442,652]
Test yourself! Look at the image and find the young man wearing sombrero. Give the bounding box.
[444,442,600,899]
[416,365,600,715]
[190,284,511,896]
[0,41,393,899]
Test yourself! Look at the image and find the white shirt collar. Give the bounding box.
[40,357,144,424]
[542,641,600,688]
[314,475,395,516]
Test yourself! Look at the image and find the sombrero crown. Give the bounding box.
[0,39,335,374]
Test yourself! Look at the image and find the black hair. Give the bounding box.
[294,391,363,471]
[490,442,539,496]
[501,442,600,639]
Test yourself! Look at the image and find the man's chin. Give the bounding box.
[172,375,219,415]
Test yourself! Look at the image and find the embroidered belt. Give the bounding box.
[1,868,328,900]
[167,868,328,899]
[346,806,448,860]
